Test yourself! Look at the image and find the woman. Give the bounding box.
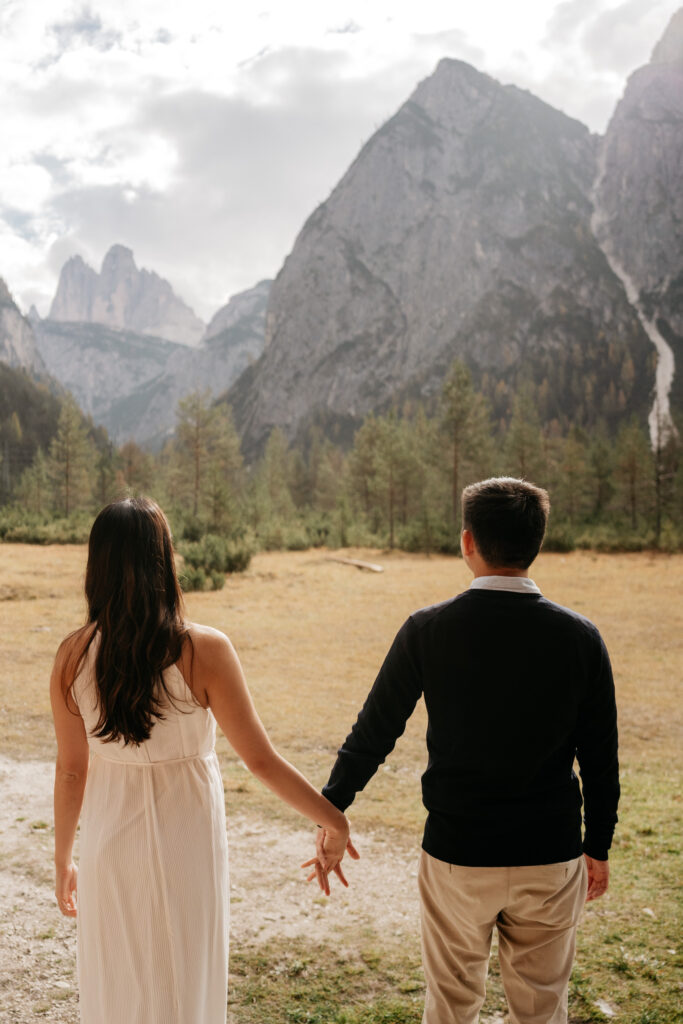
[51,497,354,1023]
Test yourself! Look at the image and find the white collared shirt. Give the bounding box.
[469,575,542,595]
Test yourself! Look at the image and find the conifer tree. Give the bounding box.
[174,392,243,523]
[47,397,95,516]
[615,418,651,529]
[120,441,154,495]
[16,447,50,515]
[503,385,545,483]
[440,360,494,524]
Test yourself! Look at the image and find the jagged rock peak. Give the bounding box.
[28,305,41,323]
[203,280,272,343]
[650,7,683,65]
[0,277,13,305]
[49,244,205,346]
[0,276,46,374]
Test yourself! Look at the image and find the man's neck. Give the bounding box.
[472,566,529,578]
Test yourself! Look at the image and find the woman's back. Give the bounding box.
[74,634,216,764]
[73,633,229,1024]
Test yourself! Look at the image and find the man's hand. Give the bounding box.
[301,829,360,896]
[584,854,609,901]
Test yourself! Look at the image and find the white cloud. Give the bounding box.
[0,0,680,320]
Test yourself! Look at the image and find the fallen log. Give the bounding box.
[326,555,384,573]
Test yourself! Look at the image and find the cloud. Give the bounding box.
[412,28,486,68]
[49,8,121,51]
[2,0,680,323]
[18,43,454,319]
[580,0,676,74]
[327,20,362,35]
[544,0,603,45]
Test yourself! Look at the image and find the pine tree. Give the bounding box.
[503,385,546,483]
[120,441,154,495]
[47,397,95,516]
[615,418,652,530]
[174,393,243,523]
[555,427,589,525]
[440,360,494,525]
[16,447,50,515]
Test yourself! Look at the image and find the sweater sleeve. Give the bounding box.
[576,632,620,860]
[322,617,423,812]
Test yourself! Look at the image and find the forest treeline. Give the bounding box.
[1,361,681,582]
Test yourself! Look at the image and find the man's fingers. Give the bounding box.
[301,857,317,868]
[346,838,361,860]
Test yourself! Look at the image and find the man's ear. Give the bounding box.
[461,528,475,557]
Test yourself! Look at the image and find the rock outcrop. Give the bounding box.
[34,281,270,446]
[0,278,46,376]
[49,245,205,347]
[593,8,683,430]
[229,58,655,453]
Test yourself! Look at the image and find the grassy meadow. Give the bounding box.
[0,543,681,1022]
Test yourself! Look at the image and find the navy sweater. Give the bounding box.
[323,589,620,866]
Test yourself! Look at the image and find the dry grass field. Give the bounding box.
[0,544,681,1022]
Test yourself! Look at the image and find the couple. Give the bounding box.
[52,479,619,1024]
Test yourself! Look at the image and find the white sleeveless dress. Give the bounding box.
[73,642,229,1024]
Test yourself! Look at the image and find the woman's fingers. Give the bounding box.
[333,863,349,888]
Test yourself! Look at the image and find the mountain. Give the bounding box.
[0,278,47,376]
[0,362,62,501]
[33,319,185,441]
[104,279,272,447]
[49,245,205,346]
[33,280,271,446]
[203,279,270,343]
[229,58,655,454]
[593,8,683,433]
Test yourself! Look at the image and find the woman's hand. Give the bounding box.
[55,862,78,918]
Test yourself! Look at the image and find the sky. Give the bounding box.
[1,0,679,323]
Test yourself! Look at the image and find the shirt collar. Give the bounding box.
[469,575,542,595]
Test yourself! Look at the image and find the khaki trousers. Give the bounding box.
[418,850,587,1024]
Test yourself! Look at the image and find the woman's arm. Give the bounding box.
[50,637,90,917]
[188,625,354,871]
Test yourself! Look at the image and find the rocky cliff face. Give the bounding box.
[203,280,271,342]
[34,281,270,446]
[49,245,205,346]
[33,319,183,430]
[593,8,683,431]
[229,58,655,453]
[0,278,46,376]
[108,279,272,447]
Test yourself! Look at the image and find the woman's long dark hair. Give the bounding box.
[67,497,190,745]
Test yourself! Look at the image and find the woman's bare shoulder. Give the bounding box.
[55,624,95,665]
[182,622,237,671]
[185,621,232,650]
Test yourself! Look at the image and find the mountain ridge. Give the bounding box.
[49,245,205,347]
[227,55,657,454]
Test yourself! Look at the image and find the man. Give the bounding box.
[313,477,619,1024]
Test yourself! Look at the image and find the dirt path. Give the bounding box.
[0,756,434,1023]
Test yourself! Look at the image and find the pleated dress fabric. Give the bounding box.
[73,642,229,1024]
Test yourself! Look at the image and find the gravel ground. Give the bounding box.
[0,756,435,1024]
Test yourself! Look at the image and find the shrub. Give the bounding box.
[397,519,460,555]
[574,525,654,553]
[542,523,576,553]
[1,516,92,544]
[179,565,207,592]
[178,533,252,588]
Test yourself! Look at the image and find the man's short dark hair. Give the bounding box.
[461,477,550,569]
